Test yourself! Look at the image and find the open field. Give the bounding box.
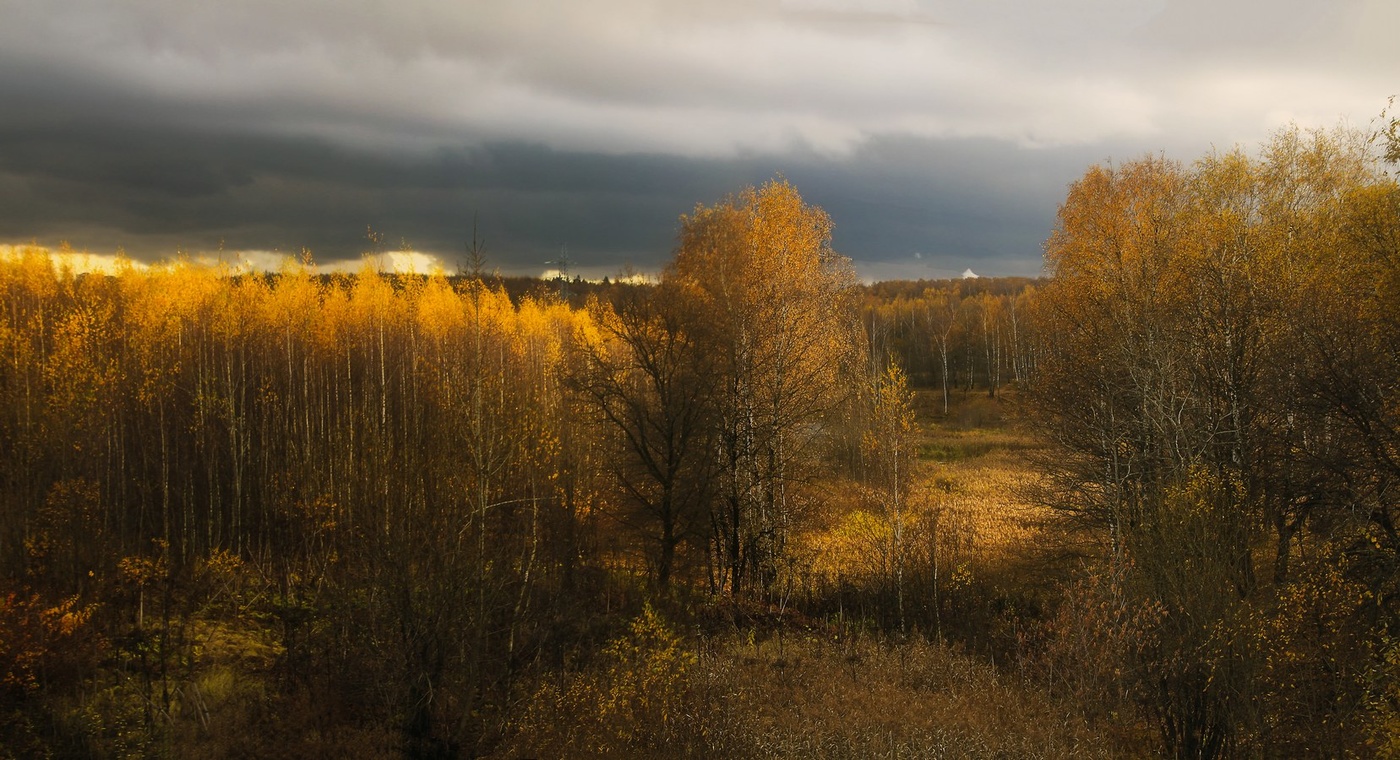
[800,389,1061,630]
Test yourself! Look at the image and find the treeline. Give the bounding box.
[856,276,1042,412]
[1031,125,1400,756]
[1,248,600,755]
[0,180,894,756]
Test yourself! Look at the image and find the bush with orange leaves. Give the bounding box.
[0,584,104,751]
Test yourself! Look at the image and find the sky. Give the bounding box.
[0,0,1394,280]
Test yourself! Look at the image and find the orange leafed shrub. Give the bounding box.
[0,589,101,698]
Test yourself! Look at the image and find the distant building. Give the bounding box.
[961,268,979,279]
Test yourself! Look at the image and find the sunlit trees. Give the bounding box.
[0,177,883,752]
[0,246,622,754]
[920,289,960,413]
[34,160,1400,754]
[668,178,861,597]
[1034,126,1399,757]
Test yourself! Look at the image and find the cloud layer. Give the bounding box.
[0,0,1393,276]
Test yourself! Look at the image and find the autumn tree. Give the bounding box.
[864,361,917,631]
[576,284,715,590]
[920,289,960,414]
[1034,126,1398,757]
[667,178,861,597]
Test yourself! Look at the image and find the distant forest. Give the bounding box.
[2,124,1400,758]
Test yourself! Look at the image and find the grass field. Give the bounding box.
[801,388,1058,609]
[913,391,1049,563]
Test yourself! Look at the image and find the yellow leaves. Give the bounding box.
[347,261,397,331]
[1047,156,1188,305]
[0,243,60,304]
[673,177,858,421]
[809,507,902,581]
[590,604,695,743]
[514,603,698,754]
[869,362,916,443]
[413,272,466,342]
[574,298,610,359]
[1342,180,1400,319]
[117,552,167,588]
[742,177,836,285]
[44,305,117,424]
[673,177,850,311]
[603,604,696,684]
[263,257,321,338]
[311,280,352,353]
[462,278,513,332]
[1049,126,1382,326]
[49,595,94,638]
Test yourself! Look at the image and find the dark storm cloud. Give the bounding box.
[0,55,1066,275]
[0,102,1065,276]
[0,0,1394,277]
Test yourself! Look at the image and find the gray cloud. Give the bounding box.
[0,112,1066,276]
[0,0,1393,277]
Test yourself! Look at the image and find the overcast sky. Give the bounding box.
[0,0,1394,279]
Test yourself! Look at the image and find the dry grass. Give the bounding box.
[800,389,1057,611]
[914,391,1050,561]
[500,394,1133,757]
[693,632,1115,759]
[504,623,1117,759]
[918,438,1048,568]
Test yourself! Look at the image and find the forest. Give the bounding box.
[1,123,1398,758]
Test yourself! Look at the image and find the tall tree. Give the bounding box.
[668,178,860,597]
[576,285,714,589]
